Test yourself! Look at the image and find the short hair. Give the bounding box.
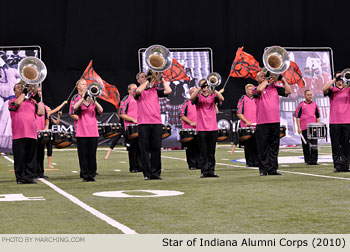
[13,82,22,91]
[198,78,207,87]
[76,79,85,87]
[334,70,342,78]
[128,83,137,90]
[245,84,254,90]
[304,89,312,95]
[136,72,145,80]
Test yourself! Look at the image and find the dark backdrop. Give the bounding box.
[1,0,348,111]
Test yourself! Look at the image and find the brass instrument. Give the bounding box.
[206,72,221,89]
[87,82,102,97]
[340,68,350,85]
[144,45,172,72]
[262,46,290,81]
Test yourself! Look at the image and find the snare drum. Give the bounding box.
[99,123,121,139]
[162,124,172,139]
[55,132,73,149]
[217,129,229,142]
[280,125,286,139]
[37,130,52,144]
[307,123,327,139]
[238,127,255,141]
[179,129,195,143]
[51,131,65,145]
[126,124,138,139]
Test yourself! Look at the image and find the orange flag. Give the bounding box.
[162,58,190,82]
[81,60,120,109]
[282,61,305,88]
[230,47,261,79]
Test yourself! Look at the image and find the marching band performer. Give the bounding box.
[252,70,291,176]
[295,90,320,165]
[8,82,45,184]
[323,70,350,172]
[135,72,171,180]
[180,87,199,170]
[236,83,259,167]
[190,79,224,178]
[70,79,103,182]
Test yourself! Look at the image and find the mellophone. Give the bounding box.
[238,125,287,142]
[125,124,172,140]
[37,130,73,149]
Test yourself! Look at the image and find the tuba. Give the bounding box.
[340,68,350,85]
[207,72,221,89]
[87,82,102,97]
[18,56,47,85]
[262,46,290,75]
[144,44,172,72]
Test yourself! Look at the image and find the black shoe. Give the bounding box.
[25,180,37,184]
[130,170,138,173]
[39,175,49,179]
[260,172,268,176]
[200,174,207,178]
[82,179,89,182]
[307,163,319,166]
[17,181,25,184]
[144,176,151,180]
[207,173,219,178]
[269,172,282,175]
[334,169,341,173]
[95,172,99,175]
[189,167,196,170]
[151,176,163,180]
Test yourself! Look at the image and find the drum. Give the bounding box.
[238,127,255,141]
[99,123,121,139]
[280,125,286,139]
[37,130,52,144]
[217,129,229,142]
[51,131,65,145]
[55,132,73,149]
[179,129,195,143]
[307,123,327,139]
[126,124,138,139]
[162,124,172,139]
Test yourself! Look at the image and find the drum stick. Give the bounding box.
[300,134,307,145]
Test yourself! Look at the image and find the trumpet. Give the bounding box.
[340,68,350,85]
[87,82,102,97]
[207,72,221,89]
[262,46,290,81]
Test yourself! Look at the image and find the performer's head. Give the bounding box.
[128,83,137,95]
[13,82,23,97]
[76,79,87,94]
[198,78,209,95]
[256,70,266,84]
[334,70,344,88]
[136,72,147,84]
[189,87,196,96]
[304,89,313,102]
[245,84,254,97]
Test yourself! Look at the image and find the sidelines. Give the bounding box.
[2,155,138,234]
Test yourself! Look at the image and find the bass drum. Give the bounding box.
[217,129,229,142]
[179,129,195,143]
[162,124,172,139]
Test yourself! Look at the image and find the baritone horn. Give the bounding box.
[144,44,172,72]
[87,82,102,97]
[262,46,290,75]
[340,68,350,85]
[18,56,47,85]
[207,72,221,88]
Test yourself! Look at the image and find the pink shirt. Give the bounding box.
[119,95,138,128]
[69,94,80,131]
[134,87,166,124]
[72,95,99,137]
[180,100,197,129]
[35,102,47,130]
[194,93,218,131]
[252,82,288,124]
[295,101,320,131]
[237,95,256,128]
[326,86,350,124]
[8,98,38,140]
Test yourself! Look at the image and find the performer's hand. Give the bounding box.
[277,74,283,81]
[336,75,342,82]
[132,118,137,124]
[23,87,28,95]
[298,128,302,134]
[200,82,208,89]
[246,121,252,127]
[32,92,41,103]
[219,88,224,94]
[265,71,271,78]
[58,111,62,116]
[190,121,197,126]
[231,144,237,155]
[83,92,89,100]
[62,100,68,105]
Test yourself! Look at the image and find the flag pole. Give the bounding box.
[221,58,235,90]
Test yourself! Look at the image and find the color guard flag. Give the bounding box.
[230,47,261,79]
[282,61,305,88]
[81,60,120,109]
[162,58,190,82]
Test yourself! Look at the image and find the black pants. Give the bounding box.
[301,129,318,165]
[329,124,350,171]
[46,141,53,157]
[197,131,217,175]
[138,124,162,178]
[182,136,200,169]
[256,123,280,174]
[109,133,122,149]
[12,138,37,183]
[243,134,259,167]
[36,141,45,177]
[76,137,98,180]
[126,137,142,172]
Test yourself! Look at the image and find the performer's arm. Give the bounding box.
[180,116,196,127]
[135,81,149,95]
[119,114,137,124]
[281,77,292,95]
[36,101,45,116]
[323,78,336,95]
[163,80,172,95]
[190,87,201,103]
[296,118,302,134]
[256,80,268,94]
[237,114,252,127]
[214,90,224,102]
[14,93,26,108]
[48,101,67,116]
[94,99,103,114]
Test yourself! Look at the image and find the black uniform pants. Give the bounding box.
[138,124,162,178]
[126,137,142,172]
[255,123,280,174]
[36,141,45,177]
[301,129,318,165]
[182,136,200,169]
[197,131,217,175]
[12,138,37,183]
[76,137,98,180]
[243,134,259,167]
[329,124,350,171]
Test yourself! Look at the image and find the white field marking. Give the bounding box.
[94,190,184,198]
[119,161,126,164]
[71,171,78,173]
[2,155,14,163]
[113,170,121,172]
[161,155,350,181]
[38,178,137,234]
[2,155,137,234]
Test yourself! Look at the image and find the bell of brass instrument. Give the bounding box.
[87,82,102,97]
[18,56,47,85]
[340,68,350,85]
[207,72,221,88]
[263,46,290,75]
[145,44,172,72]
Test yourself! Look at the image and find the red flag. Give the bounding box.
[162,58,190,82]
[282,61,305,88]
[230,47,261,79]
[81,60,121,109]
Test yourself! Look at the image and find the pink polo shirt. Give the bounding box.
[194,93,218,131]
[237,95,256,128]
[69,94,80,131]
[35,102,48,130]
[325,86,350,124]
[295,101,320,131]
[119,94,138,128]
[180,100,197,129]
[8,98,38,140]
[252,82,288,124]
